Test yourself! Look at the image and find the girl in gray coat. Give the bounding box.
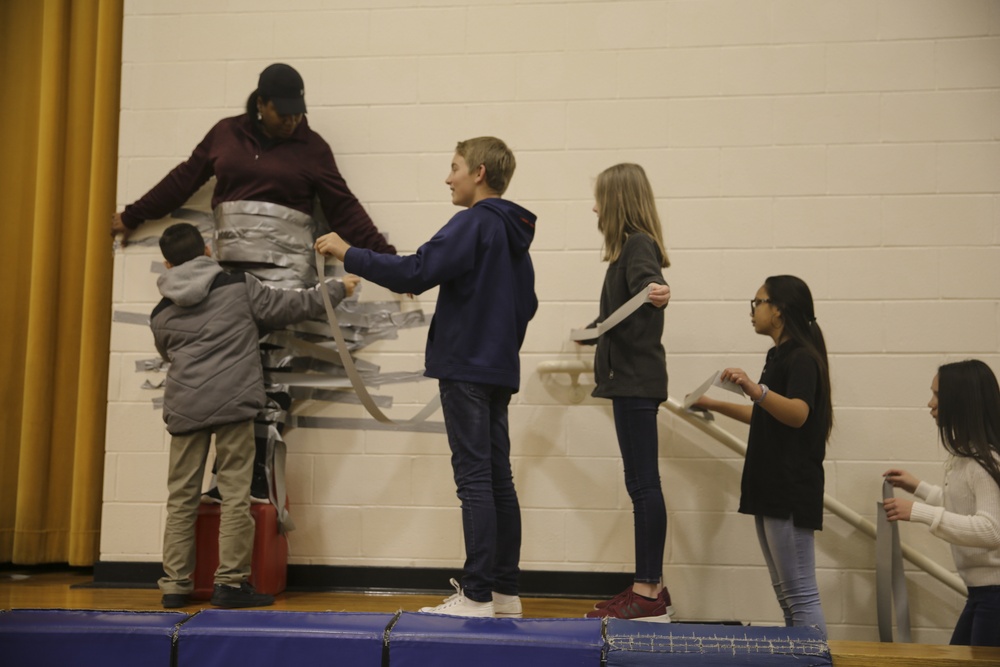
[580,164,672,621]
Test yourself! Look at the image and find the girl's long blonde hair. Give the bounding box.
[595,163,669,267]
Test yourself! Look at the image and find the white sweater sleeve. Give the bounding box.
[914,480,943,506]
[909,462,1000,549]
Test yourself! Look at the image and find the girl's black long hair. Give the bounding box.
[937,359,1000,488]
[764,275,833,441]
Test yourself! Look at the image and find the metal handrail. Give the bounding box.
[537,360,967,596]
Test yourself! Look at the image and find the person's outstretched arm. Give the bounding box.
[245,273,352,329]
[690,396,753,424]
[112,124,219,245]
[719,367,811,428]
[317,213,475,295]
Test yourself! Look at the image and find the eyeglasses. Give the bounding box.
[750,298,773,314]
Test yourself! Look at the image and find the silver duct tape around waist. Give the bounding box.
[214,200,319,286]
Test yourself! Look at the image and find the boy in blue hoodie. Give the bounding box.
[315,137,537,617]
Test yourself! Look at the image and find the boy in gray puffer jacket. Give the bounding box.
[151,222,355,609]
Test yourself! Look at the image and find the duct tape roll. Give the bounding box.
[570,284,653,342]
[876,478,912,643]
[315,251,441,426]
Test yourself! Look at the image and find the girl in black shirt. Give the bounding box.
[692,275,832,635]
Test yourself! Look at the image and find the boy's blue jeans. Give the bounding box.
[439,379,521,603]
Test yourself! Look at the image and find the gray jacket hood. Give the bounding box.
[157,255,224,306]
[150,261,346,435]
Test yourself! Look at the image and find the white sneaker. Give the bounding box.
[492,591,522,618]
[418,578,494,617]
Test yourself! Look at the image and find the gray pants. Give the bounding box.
[755,515,827,636]
[158,420,255,594]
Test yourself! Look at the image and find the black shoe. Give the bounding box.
[161,593,190,609]
[210,582,274,609]
[203,484,268,505]
[201,486,222,504]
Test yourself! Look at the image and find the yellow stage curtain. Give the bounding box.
[0,0,123,566]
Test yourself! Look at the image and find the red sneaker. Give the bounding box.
[593,585,633,610]
[586,587,673,622]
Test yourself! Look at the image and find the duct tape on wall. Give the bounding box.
[315,250,441,426]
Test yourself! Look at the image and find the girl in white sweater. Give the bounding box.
[884,359,1000,647]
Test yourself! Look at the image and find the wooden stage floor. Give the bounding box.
[0,568,597,617]
[4,569,1000,666]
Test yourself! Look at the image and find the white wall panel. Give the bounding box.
[108,0,1000,641]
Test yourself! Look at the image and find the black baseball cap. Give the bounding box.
[257,63,306,115]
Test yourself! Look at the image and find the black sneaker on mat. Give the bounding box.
[210,582,274,609]
[161,593,190,609]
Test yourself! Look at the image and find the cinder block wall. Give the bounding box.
[105,0,1000,642]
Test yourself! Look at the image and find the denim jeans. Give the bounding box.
[612,397,667,584]
[755,515,827,636]
[439,379,521,602]
[951,585,1000,646]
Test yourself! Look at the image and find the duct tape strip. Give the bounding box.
[265,333,347,366]
[288,387,394,407]
[113,311,151,326]
[136,358,168,372]
[267,373,354,389]
[254,422,294,534]
[315,250,441,426]
[876,479,912,643]
[291,415,447,434]
[569,284,653,341]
